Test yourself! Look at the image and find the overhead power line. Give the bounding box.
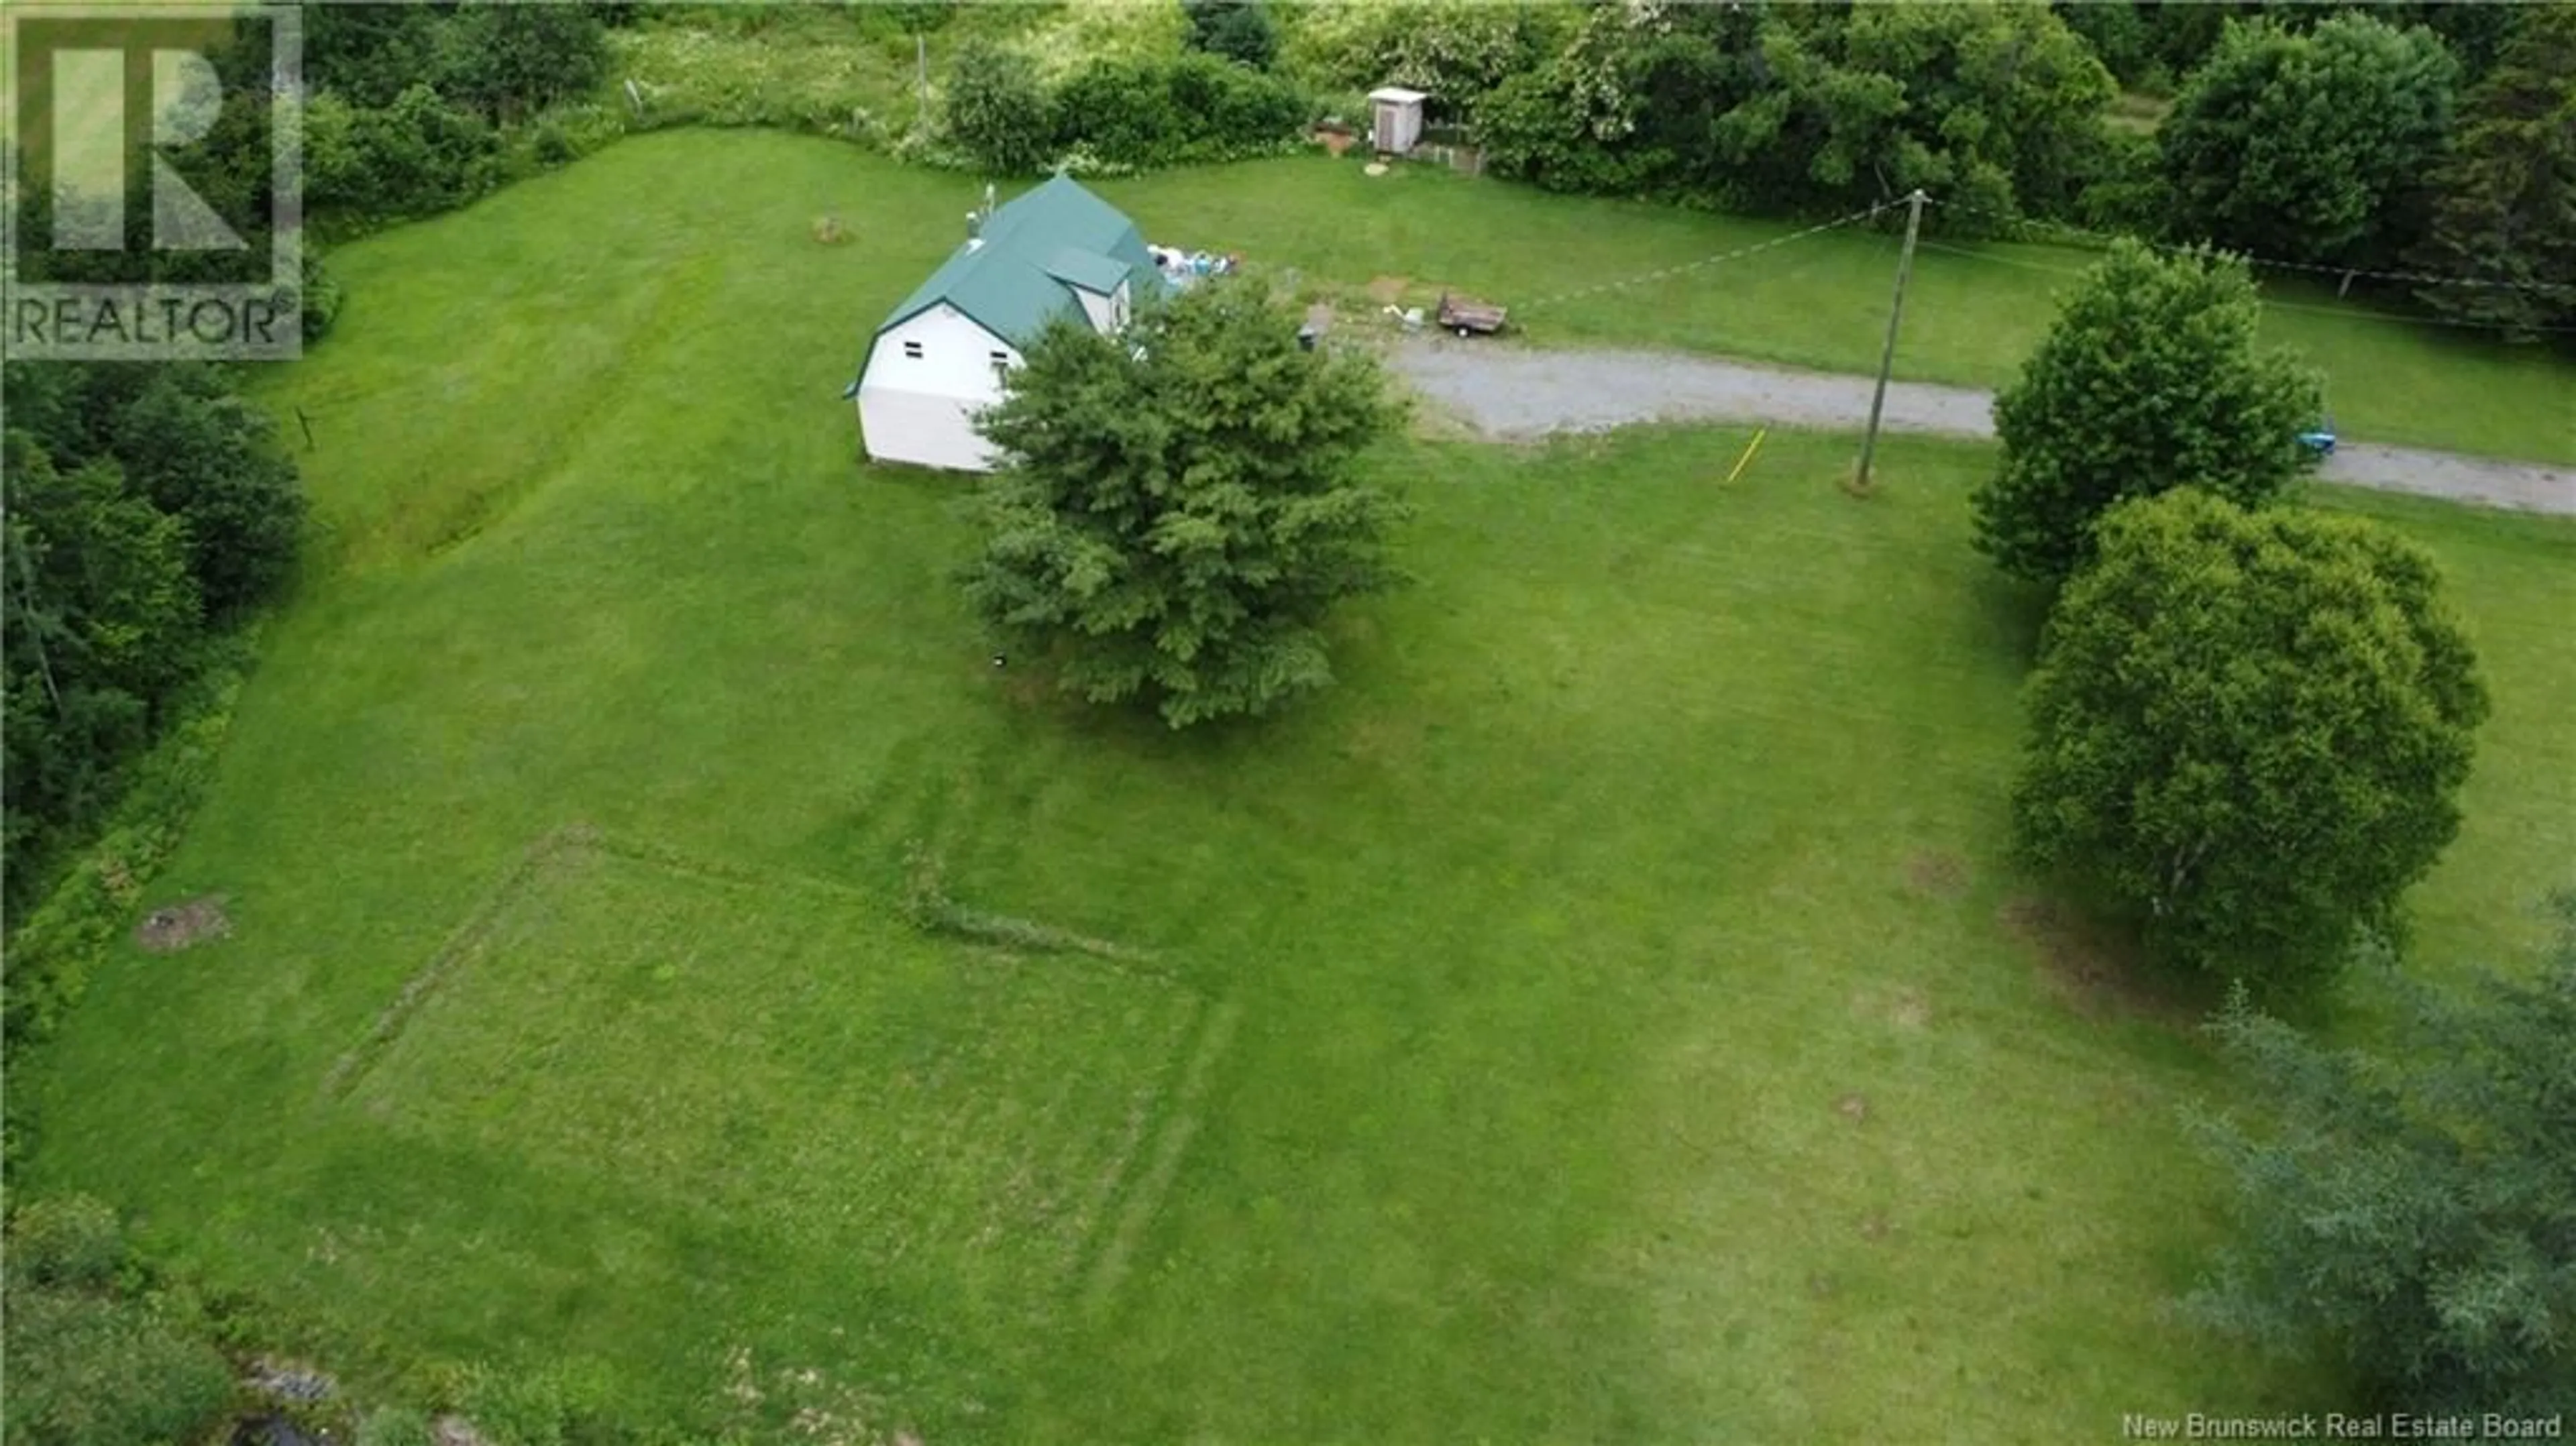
[1913,238,2576,335]
[1920,196,2576,296]
[1517,199,1899,311]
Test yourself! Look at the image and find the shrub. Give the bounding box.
[1283,0,1545,116]
[1479,68,1654,194]
[340,84,501,216]
[5,1196,125,1292]
[1050,55,1185,165]
[2,1197,238,1446]
[942,37,1054,174]
[1051,52,1307,166]
[0,1290,238,1446]
[1186,0,1279,70]
[447,1359,618,1446]
[300,247,345,342]
[356,1408,439,1446]
[2070,125,2168,237]
[1021,0,1189,85]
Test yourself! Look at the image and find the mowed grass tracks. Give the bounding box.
[18,131,2576,1443]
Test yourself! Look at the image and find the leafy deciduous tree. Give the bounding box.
[1481,1,2112,224]
[2160,14,2461,268]
[2190,895,2576,1411]
[1972,239,2322,585]
[2012,488,2487,991]
[964,283,1405,727]
[1286,0,1554,121]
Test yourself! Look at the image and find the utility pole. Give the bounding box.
[1855,189,1927,494]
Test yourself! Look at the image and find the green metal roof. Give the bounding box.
[873,174,1158,349]
[1043,247,1130,296]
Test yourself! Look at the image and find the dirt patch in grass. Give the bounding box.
[1852,983,1933,1031]
[1365,274,1410,304]
[1906,851,1968,898]
[135,895,231,952]
[1999,895,2204,1025]
[1835,1093,1870,1124]
[1888,987,1931,1030]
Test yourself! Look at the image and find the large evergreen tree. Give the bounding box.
[2192,895,2576,1410]
[2410,5,2576,340]
[963,283,1405,728]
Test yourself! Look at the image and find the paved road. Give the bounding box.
[1389,339,2576,516]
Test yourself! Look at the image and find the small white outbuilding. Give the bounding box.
[1368,86,1429,157]
[851,174,1167,472]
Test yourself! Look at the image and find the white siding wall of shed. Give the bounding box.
[1070,277,1132,332]
[856,305,1021,471]
[1371,92,1425,156]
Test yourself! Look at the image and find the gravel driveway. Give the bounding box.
[1389,338,2576,516]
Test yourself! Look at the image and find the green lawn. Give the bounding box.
[17,131,2575,1444]
[1088,156,2576,467]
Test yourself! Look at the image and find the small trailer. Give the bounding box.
[1436,292,1507,337]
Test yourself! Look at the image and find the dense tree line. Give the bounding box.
[1248,1,2568,337]
[1,365,305,915]
[1478,2,2118,228]
[298,1,615,220]
[942,27,1307,174]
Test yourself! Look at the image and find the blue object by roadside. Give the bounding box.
[2298,419,2337,457]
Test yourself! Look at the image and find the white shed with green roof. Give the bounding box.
[854,175,1166,471]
